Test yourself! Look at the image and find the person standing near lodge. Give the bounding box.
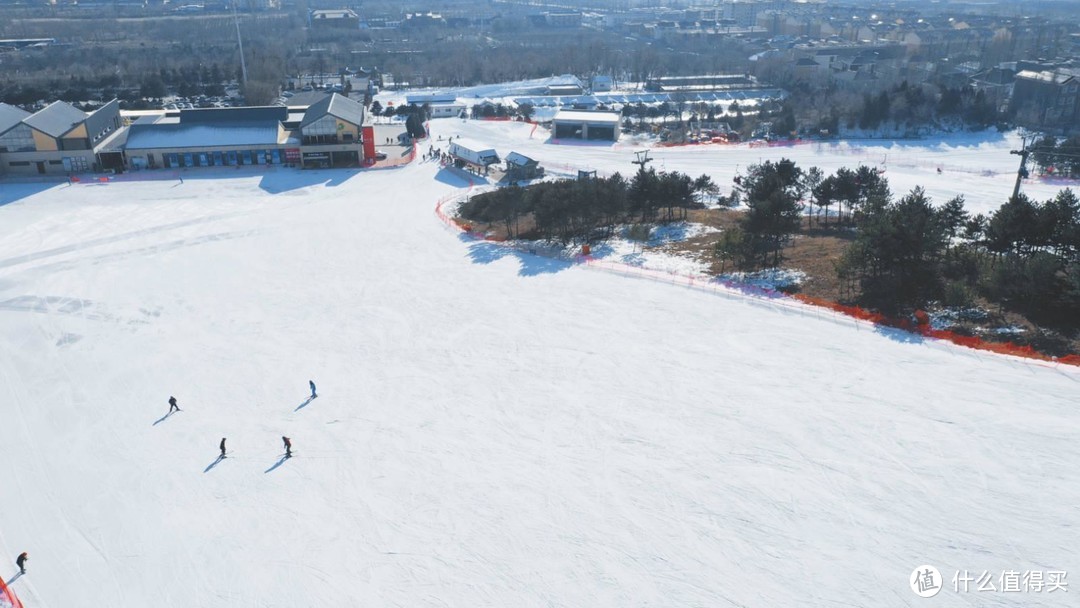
[16,552,28,574]
[282,436,292,458]
[219,437,227,458]
[168,395,180,414]
[309,380,317,399]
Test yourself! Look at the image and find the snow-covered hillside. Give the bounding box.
[0,122,1077,607]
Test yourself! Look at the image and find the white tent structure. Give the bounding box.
[448,139,499,172]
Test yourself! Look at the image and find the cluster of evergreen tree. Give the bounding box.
[458,169,718,243]
[979,191,1080,326]
[713,159,818,270]
[1028,135,1080,179]
[369,101,428,139]
[855,82,997,131]
[839,185,1080,329]
[810,165,891,224]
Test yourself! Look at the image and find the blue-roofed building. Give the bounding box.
[121,93,368,170]
[123,106,296,170]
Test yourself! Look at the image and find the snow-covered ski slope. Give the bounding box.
[1,120,1078,607]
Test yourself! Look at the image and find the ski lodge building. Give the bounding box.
[0,100,122,175]
[551,109,621,141]
[121,93,370,170]
[1,93,385,176]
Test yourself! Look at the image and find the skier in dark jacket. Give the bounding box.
[282,436,292,458]
[220,438,227,458]
[16,552,27,574]
[168,396,180,414]
[309,380,317,399]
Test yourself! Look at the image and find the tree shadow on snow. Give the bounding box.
[295,396,314,411]
[264,455,289,474]
[873,325,925,345]
[465,241,572,277]
[203,455,224,473]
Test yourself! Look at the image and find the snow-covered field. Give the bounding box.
[1,121,1078,607]
[427,119,1073,217]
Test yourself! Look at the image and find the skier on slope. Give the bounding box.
[309,380,317,399]
[220,438,227,458]
[168,396,180,414]
[16,552,27,574]
[282,436,292,458]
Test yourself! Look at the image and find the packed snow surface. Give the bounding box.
[0,118,1077,607]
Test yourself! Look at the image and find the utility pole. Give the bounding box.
[233,0,248,90]
[1009,136,1030,201]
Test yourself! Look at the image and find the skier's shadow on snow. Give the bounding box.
[152,411,177,426]
[5,571,22,586]
[203,455,225,473]
[264,455,289,474]
[294,396,315,411]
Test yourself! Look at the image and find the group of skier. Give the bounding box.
[169,380,316,461]
[9,382,318,577]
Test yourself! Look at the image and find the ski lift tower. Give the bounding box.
[1009,135,1031,201]
[632,150,652,172]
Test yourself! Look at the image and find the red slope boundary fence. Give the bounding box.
[0,576,24,608]
[434,191,1080,370]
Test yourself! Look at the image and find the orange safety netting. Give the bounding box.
[0,576,24,608]
[435,192,1080,369]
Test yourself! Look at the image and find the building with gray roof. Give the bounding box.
[1,99,122,175]
[552,109,621,141]
[2,93,377,176]
[0,103,34,156]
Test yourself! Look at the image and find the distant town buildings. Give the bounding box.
[1011,67,1080,132]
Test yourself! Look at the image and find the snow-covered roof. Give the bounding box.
[448,139,499,166]
[553,110,621,124]
[406,94,458,105]
[124,122,284,150]
[505,151,537,167]
[1015,69,1078,85]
